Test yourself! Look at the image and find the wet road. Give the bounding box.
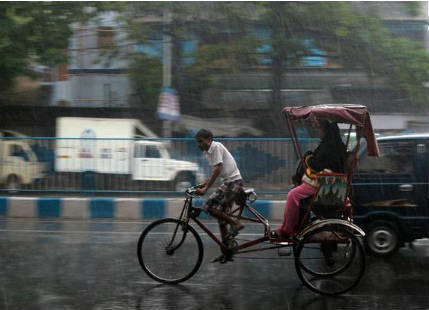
[0,219,429,310]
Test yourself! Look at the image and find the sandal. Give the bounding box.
[211,254,234,264]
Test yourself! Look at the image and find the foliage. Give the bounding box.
[128,54,162,110]
[301,2,429,103]
[116,1,429,111]
[253,2,429,106]
[403,2,422,17]
[1,1,428,108]
[0,2,103,91]
[121,2,261,109]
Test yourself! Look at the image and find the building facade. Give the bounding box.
[46,2,429,135]
[49,12,132,108]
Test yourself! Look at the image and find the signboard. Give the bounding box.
[157,87,180,122]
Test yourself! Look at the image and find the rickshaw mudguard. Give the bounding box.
[296,219,365,241]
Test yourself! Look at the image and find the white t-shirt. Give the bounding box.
[204,141,242,183]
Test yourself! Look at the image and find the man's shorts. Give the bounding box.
[204,179,244,212]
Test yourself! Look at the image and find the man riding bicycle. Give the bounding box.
[195,129,245,261]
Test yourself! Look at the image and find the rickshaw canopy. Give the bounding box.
[282,104,379,156]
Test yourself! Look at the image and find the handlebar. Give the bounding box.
[185,184,204,197]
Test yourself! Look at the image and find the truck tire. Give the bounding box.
[173,172,195,192]
[6,175,21,193]
[365,220,399,257]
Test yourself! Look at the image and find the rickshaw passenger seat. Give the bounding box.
[312,173,348,218]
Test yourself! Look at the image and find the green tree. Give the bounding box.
[303,2,429,103]
[180,2,429,124]
[128,54,162,110]
[255,2,429,125]
[121,2,259,111]
[0,2,102,91]
[179,2,260,105]
[121,2,429,119]
[120,2,170,110]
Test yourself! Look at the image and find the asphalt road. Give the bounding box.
[0,219,429,310]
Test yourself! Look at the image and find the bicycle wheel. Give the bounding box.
[295,224,365,295]
[137,218,204,284]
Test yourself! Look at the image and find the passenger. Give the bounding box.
[272,121,347,239]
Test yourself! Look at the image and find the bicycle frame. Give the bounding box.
[178,194,293,256]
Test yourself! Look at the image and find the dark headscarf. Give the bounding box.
[307,122,347,173]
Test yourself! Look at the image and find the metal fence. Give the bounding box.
[0,137,319,195]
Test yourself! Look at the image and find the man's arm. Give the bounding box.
[196,163,222,195]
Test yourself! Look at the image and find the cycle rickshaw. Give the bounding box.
[137,104,380,295]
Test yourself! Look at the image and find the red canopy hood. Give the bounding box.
[282,104,380,156]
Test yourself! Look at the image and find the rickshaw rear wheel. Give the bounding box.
[295,224,365,296]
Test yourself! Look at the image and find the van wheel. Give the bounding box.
[173,172,195,192]
[365,221,399,257]
[6,175,21,193]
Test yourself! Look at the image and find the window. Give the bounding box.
[97,27,115,48]
[9,145,29,161]
[358,141,414,175]
[134,145,145,158]
[146,146,161,158]
[416,143,426,154]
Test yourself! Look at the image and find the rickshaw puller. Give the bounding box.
[194,129,245,262]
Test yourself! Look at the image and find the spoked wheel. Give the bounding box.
[137,218,204,284]
[295,224,365,295]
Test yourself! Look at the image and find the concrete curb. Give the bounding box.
[0,197,286,221]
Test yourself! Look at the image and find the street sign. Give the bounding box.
[157,87,180,122]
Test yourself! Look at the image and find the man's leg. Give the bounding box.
[221,181,245,236]
[207,208,242,232]
[206,209,236,263]
[204,183,243,236]
[218,221,229,243]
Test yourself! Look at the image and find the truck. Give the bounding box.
[55,117,204,190]
[0,131,47,192]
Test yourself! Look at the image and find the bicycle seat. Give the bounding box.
[244,188,255,195]
[244,188,257,203]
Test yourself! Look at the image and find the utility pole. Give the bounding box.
[157,8,179,143]
[162,9,172,139]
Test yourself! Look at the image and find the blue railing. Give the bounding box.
[0,137,319,196]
